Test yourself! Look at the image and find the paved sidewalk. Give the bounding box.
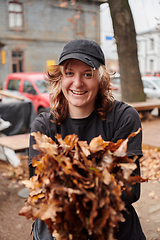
[134,117,160,239]
[141,117,160,148]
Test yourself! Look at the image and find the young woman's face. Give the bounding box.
[61,59,99,117]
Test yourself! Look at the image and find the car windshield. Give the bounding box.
[35,79,48,93]
[152,79,160,88]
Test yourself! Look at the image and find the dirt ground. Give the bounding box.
[1,121,160,240]
[0,156,33,240]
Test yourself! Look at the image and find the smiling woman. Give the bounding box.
[29,39,146,240]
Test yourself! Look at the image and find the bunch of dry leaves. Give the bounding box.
[19,129,146,240]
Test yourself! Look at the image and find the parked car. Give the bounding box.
[4,72,51,114]
[110,73,122,100]
[110,74,160,100]
[111,75,121,89]
[142,76,160,99]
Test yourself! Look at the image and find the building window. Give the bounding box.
[11,51,24,72]
[149,59,154,71]
[8,1,23,30]
[150,38,154,50]
[75,11,85,36]
[137,41,141,52]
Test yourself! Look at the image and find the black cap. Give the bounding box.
[58,39,105,69]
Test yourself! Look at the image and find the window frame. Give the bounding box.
[149,59,154,71]
[150,38,154,51]
[23,80,37,95]
[7,79,20,91]
[8,1,24,30]
[75,11,85,37]
[11,50,25,72]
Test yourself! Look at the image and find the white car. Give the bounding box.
[142,76,160,99]
[110,74,121,100]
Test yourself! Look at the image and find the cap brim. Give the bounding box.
[58,53,100,69]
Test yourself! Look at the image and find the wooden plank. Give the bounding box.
[0,133,30,151]
[0,90,24,101]
[127,100,160,112]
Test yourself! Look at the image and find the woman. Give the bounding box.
[29,39,146,240]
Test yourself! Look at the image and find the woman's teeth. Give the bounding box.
[71,90,86,95]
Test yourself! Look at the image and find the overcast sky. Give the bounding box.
[100,0,160,59]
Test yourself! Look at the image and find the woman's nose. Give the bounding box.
[73,74,83,87]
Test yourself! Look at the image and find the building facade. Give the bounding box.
[0,0,104,88]
[137,29,160,75]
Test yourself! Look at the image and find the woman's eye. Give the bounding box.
[84,73,92,78]
[65,71,73,76]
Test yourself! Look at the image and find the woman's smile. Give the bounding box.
[70,89,87,95]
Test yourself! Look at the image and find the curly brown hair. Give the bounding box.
[45,62,114,124]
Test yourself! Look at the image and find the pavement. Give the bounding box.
[141,116,160,148]
[134,114,160,239]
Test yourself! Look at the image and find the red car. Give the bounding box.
[4,72,51,114]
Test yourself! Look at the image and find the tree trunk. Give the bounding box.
[107,0,146,102]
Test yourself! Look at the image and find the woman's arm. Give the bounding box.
[111,103,143,205]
